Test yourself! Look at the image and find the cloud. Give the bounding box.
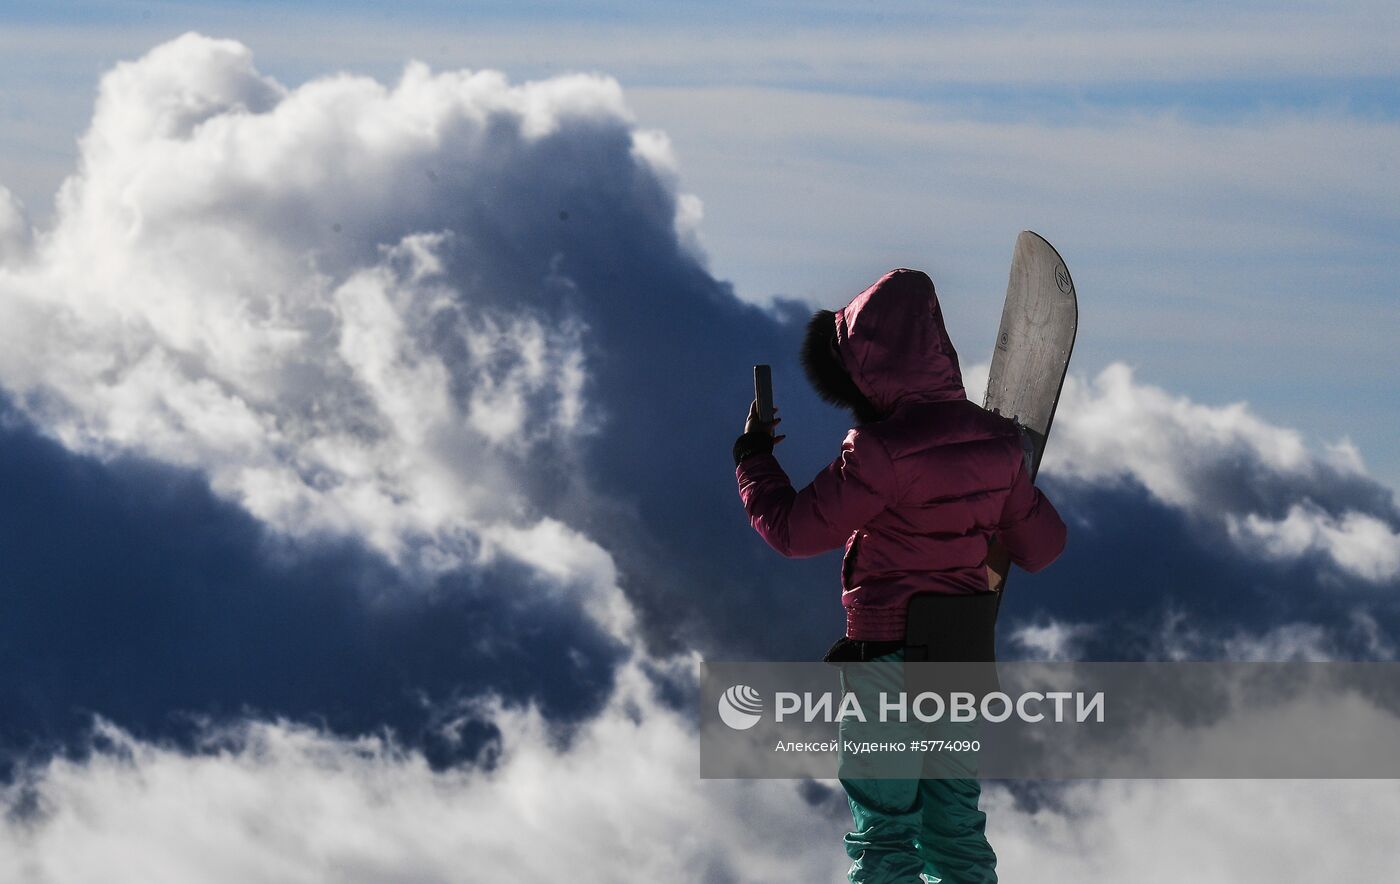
[4,29,1396,672]
[0,32,693,642]
[9,4,1400,91]
[1228,505,1400,583]
[1005,606,1400,663]
[0,409,632,765]
[1151,609,1399,662]
[1007,620,1097,661]
[985,778,1400,882]
[0,657,846,884]
[1017,362,1400,584]
[1,30,866,665]
[967,359,1400,662]
[5,667,1400,882]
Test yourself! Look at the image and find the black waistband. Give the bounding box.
[822,591,1000,664]
[822,636,904,663]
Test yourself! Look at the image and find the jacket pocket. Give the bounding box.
[841,533,862,589]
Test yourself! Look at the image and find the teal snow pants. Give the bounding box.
[837,649,997,884]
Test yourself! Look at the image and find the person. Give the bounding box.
[732,268,1067,884]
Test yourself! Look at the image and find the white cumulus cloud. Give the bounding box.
[1044,362,1313,506]
[1228,505,1400,583]
[0,32,706,640]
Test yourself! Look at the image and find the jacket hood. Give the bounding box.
[827,268,966,415]
[801,309,882,424]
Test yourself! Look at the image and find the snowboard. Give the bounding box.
[982,230,1078,597]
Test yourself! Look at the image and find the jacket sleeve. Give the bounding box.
[735,428,897,558]
[995,460,1067,572]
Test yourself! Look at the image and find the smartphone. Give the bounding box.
[753,364,774,424]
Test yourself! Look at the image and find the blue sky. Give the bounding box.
[0,4,1398,880]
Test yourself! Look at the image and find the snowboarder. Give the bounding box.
[733,268,1067,884]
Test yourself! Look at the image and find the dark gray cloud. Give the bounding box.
[996,478,1400,661]
[0,400,627,770]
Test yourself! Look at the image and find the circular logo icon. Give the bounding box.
[1054,264,1073,294]
[718,684,764,730]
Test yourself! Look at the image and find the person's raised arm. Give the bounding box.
[734,401,896,558]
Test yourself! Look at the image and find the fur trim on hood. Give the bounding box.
[800,309,882,424]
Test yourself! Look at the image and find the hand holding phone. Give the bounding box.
[745,365,784,444]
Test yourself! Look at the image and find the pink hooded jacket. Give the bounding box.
[736,269,1067,641]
